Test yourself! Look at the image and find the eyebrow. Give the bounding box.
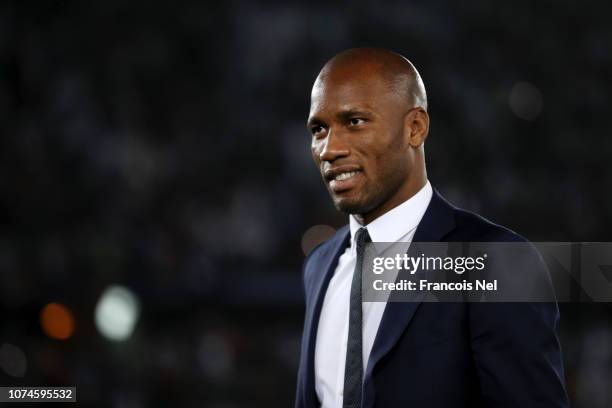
[307,108,377,128]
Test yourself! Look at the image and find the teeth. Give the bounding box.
[335,171,357,181]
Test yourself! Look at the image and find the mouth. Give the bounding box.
[324,166,363,193]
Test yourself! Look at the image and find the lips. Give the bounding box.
[323,166,363,193]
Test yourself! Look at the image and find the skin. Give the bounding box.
[307,48,430,225]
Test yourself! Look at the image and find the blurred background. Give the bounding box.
[1,0,611,407]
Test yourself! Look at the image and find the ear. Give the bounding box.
[404,107,429,148]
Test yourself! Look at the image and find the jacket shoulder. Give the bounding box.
[306,224,349,260]
[449,206,528,243]
[302,225,349,289]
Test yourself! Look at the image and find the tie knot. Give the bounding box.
[355,227,371,252]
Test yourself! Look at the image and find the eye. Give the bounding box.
[310,125,326,137]
[348,118,366,126]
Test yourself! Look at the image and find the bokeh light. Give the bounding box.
[301,225,336,256]
[40,302,75,340]
[0,343,27,377]
[509,81,543,121]
[95,285,140,342]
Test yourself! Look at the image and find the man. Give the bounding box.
[295,48,568,408]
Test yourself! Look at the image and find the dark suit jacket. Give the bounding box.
[295,189,569,408]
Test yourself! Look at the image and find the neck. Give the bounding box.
[356,170,427,226]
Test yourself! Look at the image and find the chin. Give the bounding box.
[333,196,370,216]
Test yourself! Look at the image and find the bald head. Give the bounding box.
[316,48,427,111]
[308,48,430,224]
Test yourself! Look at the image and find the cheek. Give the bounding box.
[369,148,411,185]
[311,143,320,164]
[311,135,326,156]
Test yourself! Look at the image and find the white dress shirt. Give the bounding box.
[314,181,433,408]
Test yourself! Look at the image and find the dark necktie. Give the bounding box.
[343,227,371,408]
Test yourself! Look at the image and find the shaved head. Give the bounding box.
[316,48,427,111]
[308,48,430,224]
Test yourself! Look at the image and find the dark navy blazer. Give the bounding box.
[295,189,569,408]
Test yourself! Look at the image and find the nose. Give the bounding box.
[317,128,350,163]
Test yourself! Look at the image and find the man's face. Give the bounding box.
[308,68,414,218]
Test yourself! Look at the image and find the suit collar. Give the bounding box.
[412,187,456,242]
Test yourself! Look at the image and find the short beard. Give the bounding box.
[332,173,406,222]
[333,190,384,219]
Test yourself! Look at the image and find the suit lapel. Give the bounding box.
[363,189,456,408]
[302,226,350,407]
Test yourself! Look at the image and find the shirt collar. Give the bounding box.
[349,180,433,248]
